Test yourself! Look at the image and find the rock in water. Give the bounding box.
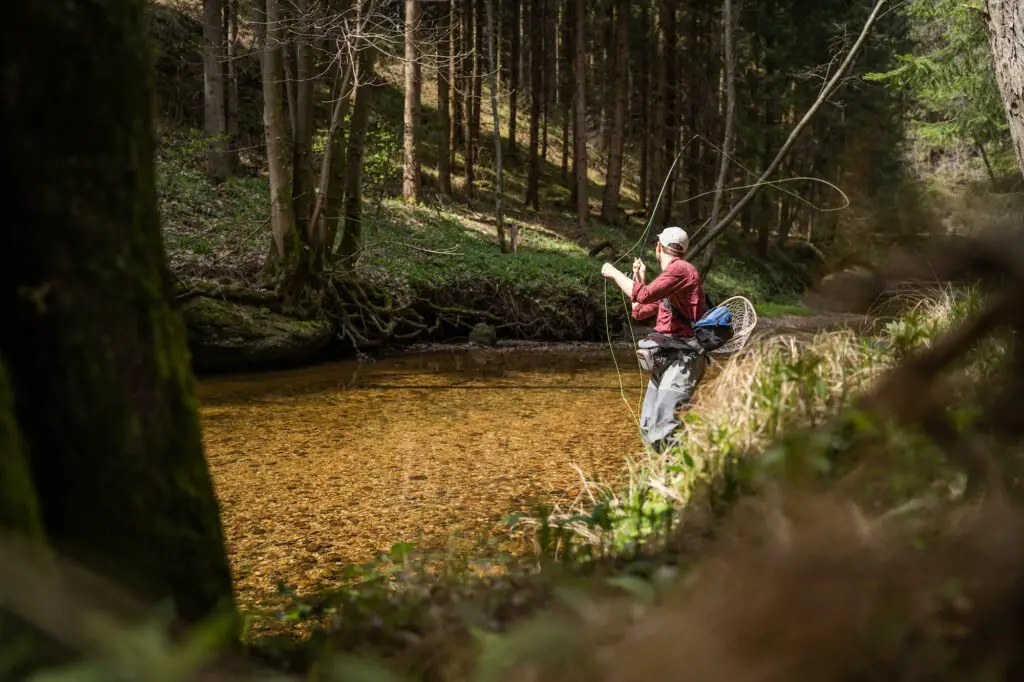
[469,323,498,346]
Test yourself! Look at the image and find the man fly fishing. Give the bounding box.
[601,227,717,450]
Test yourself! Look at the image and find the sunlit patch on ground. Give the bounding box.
[198,346,644,612]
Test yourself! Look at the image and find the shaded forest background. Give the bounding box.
[149,0,1024,370]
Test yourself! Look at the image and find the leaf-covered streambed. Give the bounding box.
[197,345,645,611]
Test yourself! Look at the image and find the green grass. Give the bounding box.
[755,301,814,317]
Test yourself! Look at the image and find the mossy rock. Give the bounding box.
[469,323,498,346]
[181,296,332,373]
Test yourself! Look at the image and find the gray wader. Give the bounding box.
[637,338,707,450]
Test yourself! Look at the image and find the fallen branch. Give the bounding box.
[688,0,889,259]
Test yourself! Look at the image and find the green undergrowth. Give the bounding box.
[589,285,995,552]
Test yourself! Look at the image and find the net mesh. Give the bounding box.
[711,295,758,355]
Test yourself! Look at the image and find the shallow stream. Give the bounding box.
[198,345,646,608]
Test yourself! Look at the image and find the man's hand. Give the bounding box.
[601,262,619,279]
[632,258,646,283]
[602,262,637,297]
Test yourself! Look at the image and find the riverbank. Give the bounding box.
[164,130,825,375]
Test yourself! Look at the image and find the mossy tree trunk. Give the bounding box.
[1,0,235,622]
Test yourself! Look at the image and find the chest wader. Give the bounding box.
[635,333,707,450]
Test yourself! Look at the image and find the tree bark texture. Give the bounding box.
[600,0,629,222]
[438,0,453,195]
[203,0,232,180]
[1,0,235,621]
[462,0,475,196]
[258,0,299,269]
[525,0,543,209]
[292,0,317,245]
[226,0,240,169]
[338,51,379,260]
[560,0,571,184]
[572,0,588,229]
[485,0,509,251]
[508,0,520,157]
[403,0,422,200]
[984,0,1024,178]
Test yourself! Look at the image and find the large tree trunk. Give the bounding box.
[338,52,379,261]
[600,0,629,222]
[2,0,234,621]
[258,0,298,272]
[203,0,232,180]
[571,0,588,230]
[984,0,1024,178]
[525,0,543,209]
[438,0,453,195]
[403,0,422,200]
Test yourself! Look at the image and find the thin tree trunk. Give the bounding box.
[438,1,453,195]
[600,0,629,222]
[451,0,464,151]
[283,40,298,139]
[403,0,422,200]
[572,0,588,230]
[541,0,550,162]
[639,1,650,209]
[258,0,297,270]
[486,0,509,252]
[203,0,231,180]
[648,2,666,213]
[976,138,998,189]
[472,0,484,162]
[462,0,475,197]
[659,0,677,226]
[525,0,542,209]
[983,0,1024,178]
[338,53,379,261]
[560,0,571,185]
[696,0,735,279]
[226,0,239,170]
[689,0,889,260]
[311,65,353,256]
[3,0,234,620]
[292,0,316,253]
[508,0,520,157]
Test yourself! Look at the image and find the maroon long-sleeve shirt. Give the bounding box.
[630,258,706,337]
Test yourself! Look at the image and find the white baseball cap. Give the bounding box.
[657,226,689,250]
